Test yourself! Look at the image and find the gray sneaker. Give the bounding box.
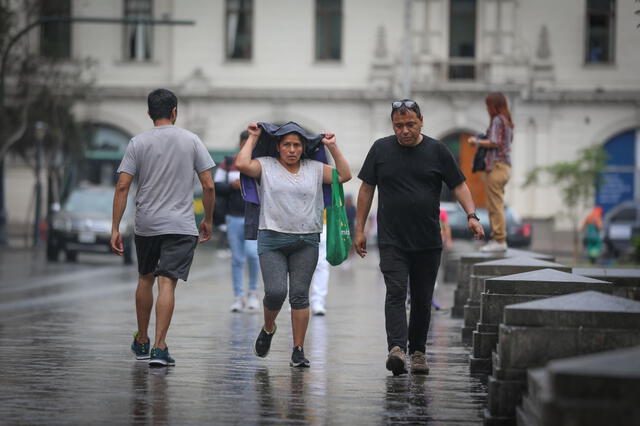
[410,351,429,375]
[386,346,407,376]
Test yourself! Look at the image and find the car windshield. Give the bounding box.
[64,189,114,214]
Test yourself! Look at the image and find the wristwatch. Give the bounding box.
[467,212,480,221]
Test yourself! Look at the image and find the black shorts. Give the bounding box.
[135,234,198,281]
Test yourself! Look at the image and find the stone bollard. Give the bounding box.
[452,249,554,319]
[517,345,640,426]
[470,269,612,375]
[573,267,640,301]
[485,291,640,425]
[462,257,567,344]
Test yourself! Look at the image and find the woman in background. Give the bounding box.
[468,92,514,252]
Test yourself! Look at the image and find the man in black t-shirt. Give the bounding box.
[354,99,484,376]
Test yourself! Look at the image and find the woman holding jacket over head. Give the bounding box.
[236,122,351,368]
[468,92,514,252]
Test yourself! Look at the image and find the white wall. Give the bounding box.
[6,0,640,232]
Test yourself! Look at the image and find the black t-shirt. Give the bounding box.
[358,134,465,251]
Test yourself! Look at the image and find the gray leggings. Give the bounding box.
[259,241,319,310]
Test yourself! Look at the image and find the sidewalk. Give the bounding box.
[0,245,485,425]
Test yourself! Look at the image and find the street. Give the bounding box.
[0,244,486,425]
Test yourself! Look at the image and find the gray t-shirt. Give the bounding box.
[256,157,324,234]
[117,125,215,237]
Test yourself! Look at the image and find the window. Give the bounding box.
[448,0,476,80]
[40,0,71,59]
[585,0,615,64]
[125,0,153,61]
[226,0,253,60]
[315,0,342,61]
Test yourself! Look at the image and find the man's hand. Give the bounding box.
[468,219,485,240]
[111,230,123,255]
[247,122,262,138]
[230,179,241,190]
[198,220,212,243]
[467,136,478,146]
[321,132,337,149]
[354,230,367,258]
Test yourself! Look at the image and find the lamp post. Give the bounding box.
[0,15,195,246]
[32,121,47,247]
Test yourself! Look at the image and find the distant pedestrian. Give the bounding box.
[582,206,603,264]
[237,122,351,367]
[214,131,260,313]
[345,194,357,261]
[354,99,484,376]
[467,92,514,252]
[111,88,215,367]
[310,219,329,316]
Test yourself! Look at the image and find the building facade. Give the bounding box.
[6,0,640,234]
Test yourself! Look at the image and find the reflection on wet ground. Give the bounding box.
[0,246,485,424]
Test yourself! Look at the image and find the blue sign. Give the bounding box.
[596,172,634,214]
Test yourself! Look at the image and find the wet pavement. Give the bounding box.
[0,244,486,425]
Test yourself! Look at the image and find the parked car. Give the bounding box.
[603,200,640,258]
[441,202,532,247]
[47,185,134,264]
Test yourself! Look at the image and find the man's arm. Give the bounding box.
[111,172,134,255]
[452,182,485,240]
[198,169,215,243]
[354,182,376,258]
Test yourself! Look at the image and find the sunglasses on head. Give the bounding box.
[391,100,417,109]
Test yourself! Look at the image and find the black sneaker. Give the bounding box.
[290,346,310,368]
[149,346,175,367]
[131,332,150,360]
[254,325,276,358]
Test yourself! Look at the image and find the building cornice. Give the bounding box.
[88,85,640,105]
[91,86,390,102]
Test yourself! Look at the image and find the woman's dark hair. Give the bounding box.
[277,132,307,159]
[485,92,514,128]
[148,89,178,121]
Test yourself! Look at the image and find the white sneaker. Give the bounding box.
[480,240,508,252]
[230,296,244,312]
[312,304,326,316]
[247,292,260,310]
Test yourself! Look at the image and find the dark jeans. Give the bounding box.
[379,245,441,354]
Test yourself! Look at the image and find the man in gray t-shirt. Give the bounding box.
[111,88,215,367]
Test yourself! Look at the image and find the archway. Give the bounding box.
[82,123,133,186]
[440,131,486,207]
[595,128,640,214]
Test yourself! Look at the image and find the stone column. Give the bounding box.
[517,345,640,426]
[470,269,611,374]
[486,291,640,424]
[452,249,554,319]
[573,267,640,301]
[462,256,568,343]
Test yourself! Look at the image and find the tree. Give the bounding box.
[523,145,607,262]
[0,0,94,245]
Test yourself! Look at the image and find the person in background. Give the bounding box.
[214,131,260,312]
[582,206,603,264]
[345,194,357,261]
[467,92,514,252]
[309,214,329,316]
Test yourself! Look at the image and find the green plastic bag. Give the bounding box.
[326,169,352,266]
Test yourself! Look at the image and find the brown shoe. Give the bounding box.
[410,351,429,375]
[386,346,407,376]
